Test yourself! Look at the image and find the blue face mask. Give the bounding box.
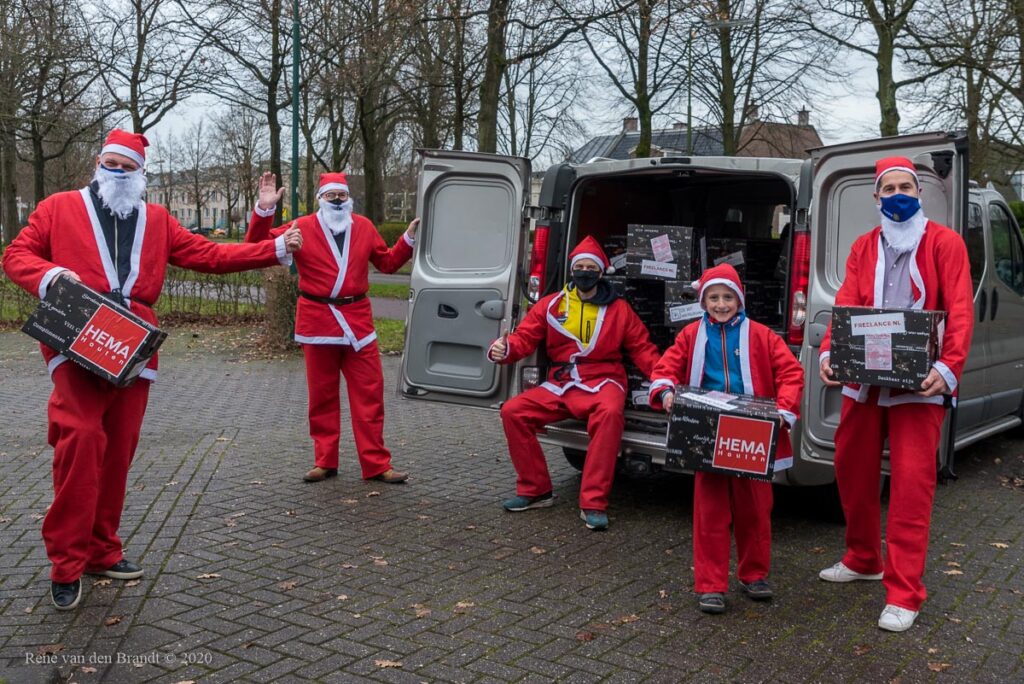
[879,193,921,222]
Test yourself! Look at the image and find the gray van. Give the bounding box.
[399,131,1024,485]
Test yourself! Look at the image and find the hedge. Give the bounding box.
[1009,201,1024,225]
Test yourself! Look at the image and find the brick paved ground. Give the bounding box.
[1,326,1022,683]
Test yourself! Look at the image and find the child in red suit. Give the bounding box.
[648,263,803,614]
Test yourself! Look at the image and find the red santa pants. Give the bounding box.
[693,471,773,593]
[834,392,945,611]
[43,362,150,583]
[303,342,392,478]
[500,383,624,511]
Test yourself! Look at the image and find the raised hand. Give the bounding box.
[406,217,420,238]
[257,172,285,211]
[283,225,303,253]
[488,329,509,362]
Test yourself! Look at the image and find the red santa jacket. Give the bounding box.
[246,209,412,350]
[3,188,286,381]
[497,289,661,396]
[647,317,804,465]
[820,220,974,407]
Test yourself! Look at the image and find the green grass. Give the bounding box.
[368,283,408,299]
[374,318,406,353]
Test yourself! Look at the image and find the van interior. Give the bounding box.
[570,170,796,333]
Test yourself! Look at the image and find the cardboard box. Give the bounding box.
[624,362,654,411]
[664,281,701,327]
[665,386,783,481]
[21,277,167,387]
[742,279,784,326]
[602,236,628,273]
[626,224,693,281]
[829,306,944,390]
[701,238,783,281]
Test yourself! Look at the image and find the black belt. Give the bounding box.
[102,289,154,308]
[550,359,604,382]
[299,290,366,306]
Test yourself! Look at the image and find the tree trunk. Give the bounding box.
[633,1,653,157]
[267,0,284,222]
[32,124,46,203]
[359,93,385,224]
[1,125,20,244]
[719,12,738,155]
[875,29,900,136]
[477,0,510,153]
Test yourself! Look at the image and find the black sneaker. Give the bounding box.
[87,559,144,580]
[698,592,726,614]
[51,579,82,611]
[739,579,774,601]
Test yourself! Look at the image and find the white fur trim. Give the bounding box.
[317,182,349,196]
[100,143,145,168]
[689,322,708,386]
[818,351,831,365]
[295,335,352,345]
[773,456,793,471]
[402,232,415,246]
[698,277,745,309]
[139,367,158,381]
[47,354,68,377]
[778,409,797,429]
[274,234,292,266]
[738,318,753,393]
[932,360,957,393]
[875,165,919,190]
[570,252,607,272]
[253,203,276,218]
[38,267,68,299]
[121,202,146,299]
[80,188,120,293]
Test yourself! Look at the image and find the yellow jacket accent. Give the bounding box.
[556,285,599,344]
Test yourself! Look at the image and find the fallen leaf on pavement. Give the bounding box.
[336,594,349,601]
[927,663,952,672]
[974,585,996,593]
[659,589,669,599]
[284,510,297,516]
[80,666,97,673]
[989,542,1009,549]
[104,615,123,626]
[374,659,402,668]
[454,601,475,613]
[367,491,381,497]
[946,615,962,624]
[927,647,939,654]
[575,630,595,641]
[93,579,113,587]
[215,437,229,442]
[37,644,63,656]
[853,644,871,656]
[196,573,221,579]
[942,569,963,576]
[950,542,966,547]
[23,607,32,614]
[373,558,388,566]
[610,614,640,625]
[411,604,431,618]
[529,546,546,555]
[340,564,357,569]
[946,561,961,567]
[341,499,358,504]
[278,581,298,591]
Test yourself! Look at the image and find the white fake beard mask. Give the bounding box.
[317,197,353,235]
[878,206,927,254]
[94,166,147,219]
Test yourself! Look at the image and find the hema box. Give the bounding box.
[665,386,782,481]
[625,224,693,281]
[829,306,944,390]
[22,277,167,387]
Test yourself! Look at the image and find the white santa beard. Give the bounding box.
[879,209,927,254]
[317,198,353,235]
[94,168,147,219]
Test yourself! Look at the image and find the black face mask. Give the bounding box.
[571,269,601,292]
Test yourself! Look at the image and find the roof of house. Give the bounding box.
[568,120,822,162]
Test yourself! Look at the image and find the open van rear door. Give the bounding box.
[399,150,531,408]
[802,132,968,458]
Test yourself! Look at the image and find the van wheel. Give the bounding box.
[563,448,586,471]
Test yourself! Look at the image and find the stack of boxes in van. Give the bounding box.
[604,224,694,412]
[703,238,784,323]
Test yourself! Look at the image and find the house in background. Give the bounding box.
[568,106,822,163]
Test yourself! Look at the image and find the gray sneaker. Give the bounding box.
[502,492,554,512]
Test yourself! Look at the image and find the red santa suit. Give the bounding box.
[1,130,289,583]
[245,172,413,478]
[494,237,661,512]
[820,157,974,611]
[647,264,804,593]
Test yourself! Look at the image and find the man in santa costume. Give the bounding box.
[2,129,302,611]
[488,236,661,531]
[246,172,418,484]
[817,156,974,631]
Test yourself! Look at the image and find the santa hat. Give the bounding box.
[100,129,148,168]
[692,263,745,310]
[318,172,349,197]
[875,156,919,191]
[569,235,615,274]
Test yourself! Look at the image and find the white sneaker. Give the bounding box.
[878,604,918,632]
[818,561,884,583]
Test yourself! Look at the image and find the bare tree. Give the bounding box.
[174,119,216,230]
[0,0,35,243]
[95,0,211,133]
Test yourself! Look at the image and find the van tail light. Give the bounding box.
[520,366,542,390]
[527,224,550,302]
[787,230,811,346]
